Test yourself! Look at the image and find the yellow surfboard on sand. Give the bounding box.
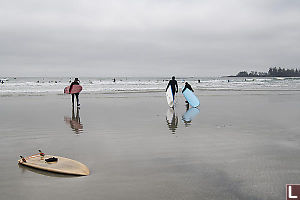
[18,154,89,176]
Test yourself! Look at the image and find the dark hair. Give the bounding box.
[172,76,175,80]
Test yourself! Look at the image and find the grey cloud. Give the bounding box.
[0,0,299,77]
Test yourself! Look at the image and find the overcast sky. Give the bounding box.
[1,0,299,77]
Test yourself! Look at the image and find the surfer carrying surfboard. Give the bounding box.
[182,82,194,105]
[182,82,200,108]
[166,76,178,100]
[70,78,81,107]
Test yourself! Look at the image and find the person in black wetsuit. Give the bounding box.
[182,82,194,104]
[166,76,178,99]
[182,82,194,93]
[69,78,80,107]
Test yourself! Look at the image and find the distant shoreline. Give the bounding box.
[230,67,300,77]
[226,75,300,78]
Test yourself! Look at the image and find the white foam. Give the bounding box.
[1,77,300,96]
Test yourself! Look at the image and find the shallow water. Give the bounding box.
[0,91,300,200]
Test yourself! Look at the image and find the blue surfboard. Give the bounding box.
[182,87,200,107]
[182,107,200,122]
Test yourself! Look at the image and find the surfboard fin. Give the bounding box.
[20,156,26,162]
[38,150,45,157]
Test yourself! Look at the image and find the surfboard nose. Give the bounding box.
[78,165,90,176]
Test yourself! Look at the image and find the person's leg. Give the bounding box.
[76,93,80,106]
[72,94,75,106]
[172,91,176,100]
[72,106,75,119]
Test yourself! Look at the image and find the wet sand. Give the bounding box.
[1,91,300,200]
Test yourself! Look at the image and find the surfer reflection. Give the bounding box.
[166,108,178,134]
[182,105,200,127]
[64,106,83,134]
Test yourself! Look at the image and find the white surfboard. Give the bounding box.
[166,108,178,133]
[18,154,89,176]
[166,87,174,108]
[166,108,175,123]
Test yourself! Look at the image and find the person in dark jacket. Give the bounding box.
[166,76,178,100]
[69,78,80,107]
[182,82,194,93]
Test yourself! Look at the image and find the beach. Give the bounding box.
[0,89,300,200]
[1,0,300,198]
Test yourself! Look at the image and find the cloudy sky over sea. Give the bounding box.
[1,0,299,77]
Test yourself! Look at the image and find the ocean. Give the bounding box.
[1,76,300,96]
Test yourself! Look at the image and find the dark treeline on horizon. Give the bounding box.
[235,67,300,77]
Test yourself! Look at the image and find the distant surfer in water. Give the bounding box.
[166,76,178,100]
[70,78,80,107]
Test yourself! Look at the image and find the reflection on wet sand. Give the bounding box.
[166,108,178,134]
[182,103,200,127]
[64,107,83,134]
[18,164,77,178]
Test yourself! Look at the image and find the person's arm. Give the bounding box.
[175,81,178,93]
[69,82,74,92]
[182,86,186,93]
[166,81,170,91]
[189,85,194,92]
